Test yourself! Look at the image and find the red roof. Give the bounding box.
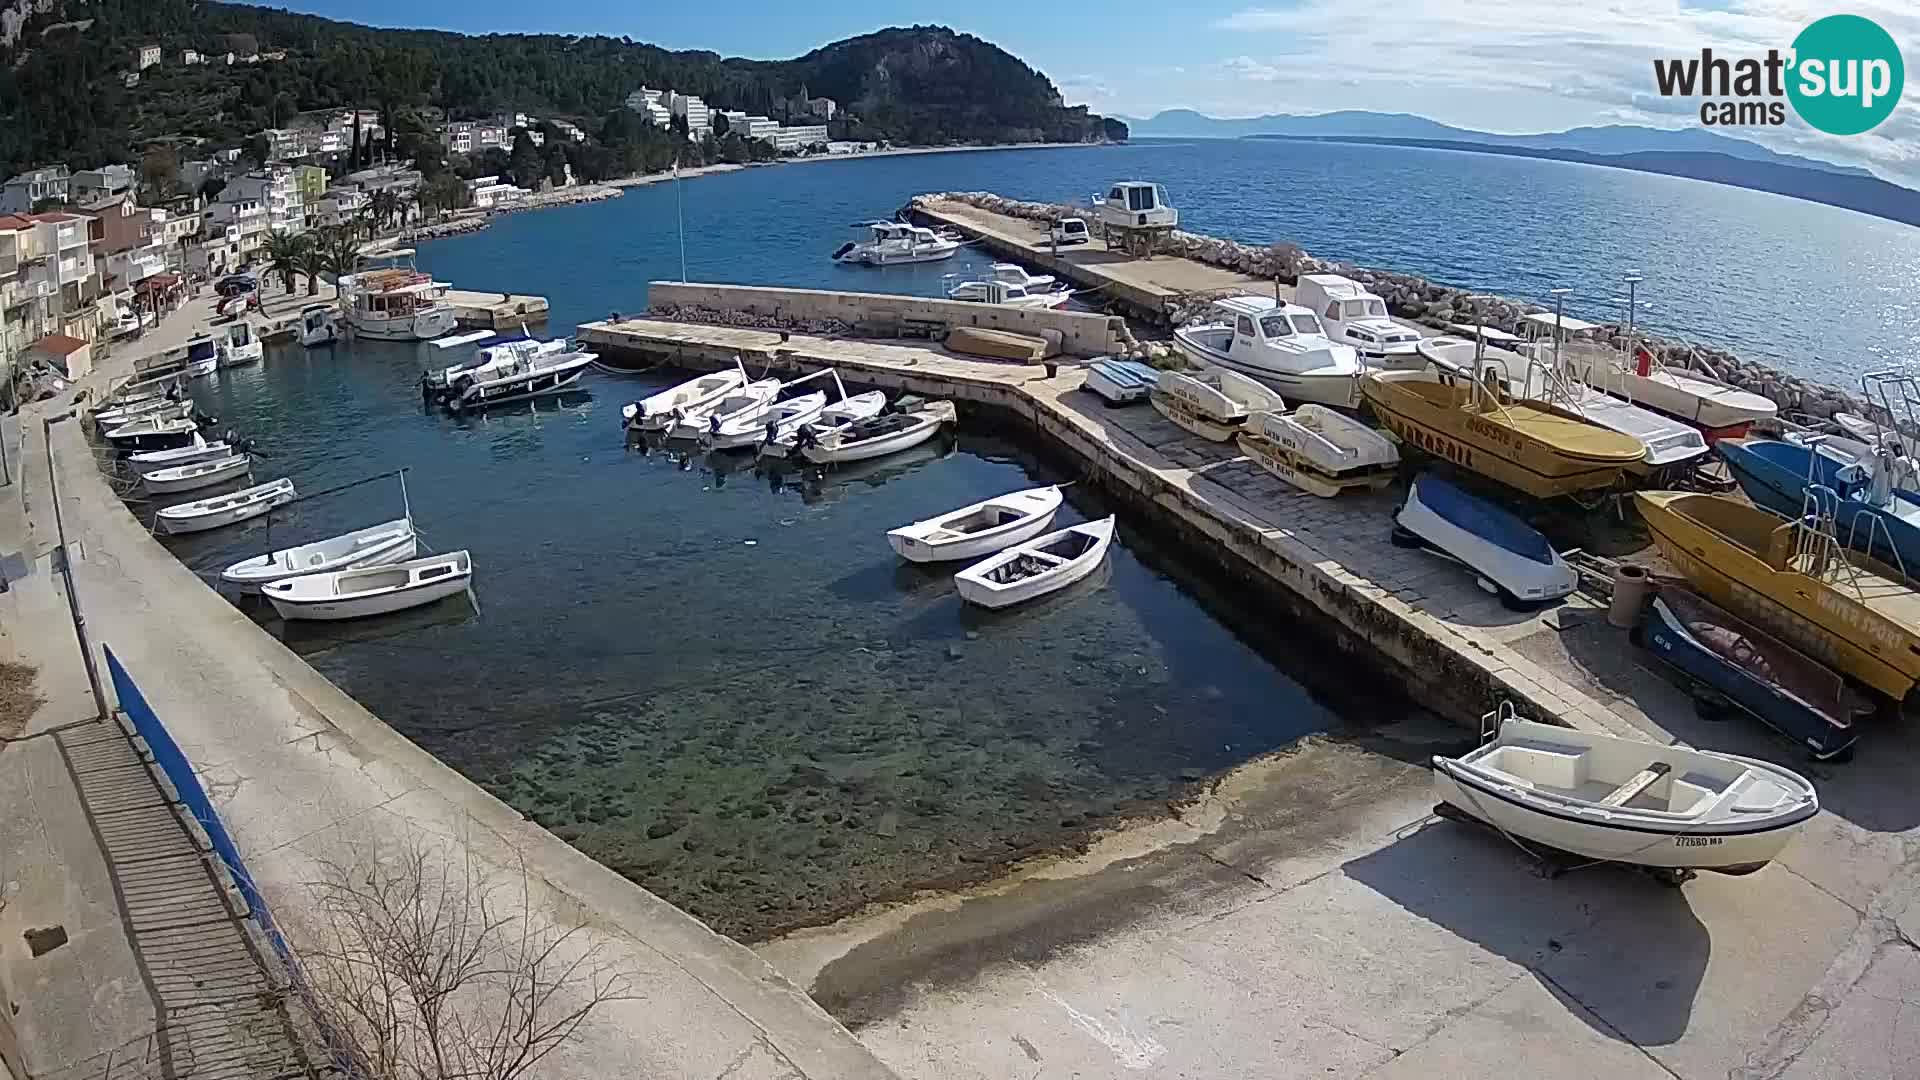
[0,214,32,230]
[28,211,84,223]
[31,334,89,356]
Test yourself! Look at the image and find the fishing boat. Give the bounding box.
[1432,716,1818,875]
[622,363,748,432]
[1362,342,1645,499]
[1294,273,1426,370]
[155,477,296,535]
[340,250,456,341]
[955,517,1115,609]
[1642,589,1865,760]
[759,390,889,457]
[218,321,263,368]
[103,414,202,452]
[798,402,955,464]
[944,278,1070,309]
[1716,437,1920,575]
[1635,490,1920,702]
[262,550,472,622]
[668,379,782,440]
[222,518,420,594]
[1151,368,1285,442]
[706,391,828,450]
[1237,405,1399,497]
[888,485,1065,563]
[1393,471,1576,609]
[1083,358,1160,406]
[141,453,251,494]
[831,222,961,265]
[1171,297,1363,408]
[426,337,597,411]
[298,304,337,347]
[128,434,234,475]
[184,333,219,377]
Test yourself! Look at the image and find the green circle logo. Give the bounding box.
[1787,15,1904,135]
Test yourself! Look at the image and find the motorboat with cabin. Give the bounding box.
[1151,367,1285,442]
[423,335,596,411]
[184,332,219,377]
[298,304,338,347]
[945,278,1071,310]
[887,485,1065,563]
[1171,296,1363,408]
[340,249,456,341]
[1237,405,1399,497]
[1393,471,1577,609]
[954,517,1115,609]
[218,321,262,367]
[1295,274,1425,370]
[831,222,960,266]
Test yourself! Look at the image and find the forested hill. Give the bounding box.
[0,1,1120,178]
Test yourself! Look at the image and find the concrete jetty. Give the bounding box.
[444,288,550,329]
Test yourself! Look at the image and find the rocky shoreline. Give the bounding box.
[403,184,623,243]
[915,191,1878,428]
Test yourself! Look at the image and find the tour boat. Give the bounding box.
[104,415,201,452]
[218,321,263,367]
[141,453,251,495]
[798,402,955,464]
[668,378,782,440]
[222,518,420,594]
[155,477,296,535]
[1642,588,1865,761]
[1172,297,1364,408]
[263,550,472,622]
[185,333,219,377]
[705,391,828,450]
[428,337,597,411]
[1635,490,1920,702]
[1717,437,1920,574]
[298,304,337,347]
[955,516,1116,609]
[1237,405,1399,497]
[888,485,1065,563]
[1294,274,1425,370]
[1083,359,1160,405]
[759,390,888,457]
[944,278,1071,309]
[128,434,233,475]
[1432,717,1818,875]
[340,251,456,341]
[1151,368,1285,442]
[622,363,748,432]
[1393,471,1577,609]
[831,222,960,266]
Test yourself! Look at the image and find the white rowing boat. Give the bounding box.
[799,402,955,464]
[887,485,1065,563]
[104,414,201,451]
[219,518,419,594]
[762,391,889,457]
[705,391,828,450]
[955,516,1116,609]
[1151,368,1285,442]
[1236,405,1399,497]
[623,364,749,431]
[128,435,232,476]
[141,454,251,494]
[668,378,782,440]
[1433,717,1818,875]
[155,477,295,535]
[263,550,472,622]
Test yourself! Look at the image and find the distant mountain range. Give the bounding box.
[1114,109,1916,227]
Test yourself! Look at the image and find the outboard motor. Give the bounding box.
[796,424,819,450]
[192,410,217,428]
[709,413,722,436]
[831,241,856,262]
[763,419,780,446]
[622,402,641,427]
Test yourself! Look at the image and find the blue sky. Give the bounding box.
[265,2,1918,185]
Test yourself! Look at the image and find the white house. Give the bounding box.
[135,44,161,70]
[669,92,711,135]
[1,166,71,214]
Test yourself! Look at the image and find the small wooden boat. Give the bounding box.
[888,485,1065,563]
[799,402,955,464]
[1636,490,1920,701]
[95,396,188,430]
[1433,717,1819,875]
[1150,368,1284,442]
[104,415,201,452]
[1393,472,1575,609]
[155,477,295,535]
[263,550,472,622]
[955,516,1116,609]
[141,454,251,494]
[219,518,419,594]
[1642,589,1865,760]
[1084,359,1160,405]
[622,364,748,431]
[705,391,827,450]
[1237,405,1399,497]
[669,378,781,440]
[763,391,889,457]
[129,435,234,476]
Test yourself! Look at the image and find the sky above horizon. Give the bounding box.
[259,2,1919,186]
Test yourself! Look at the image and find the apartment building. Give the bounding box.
[0,211,102,347]
[1,166,71,214]
[219,167,304,236]
[669,92,711,135]
[773,125,830,152]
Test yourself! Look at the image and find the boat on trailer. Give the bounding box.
[221,518,419,594]
[1151,368,1285,442]
[155,477,296,535]
[263,550,472,622]
[1433,716,1819,877]
[623,363,749,432]
[141,453,251,495]
[1172,296,1364,408]
[955,517,1115,609]
[887,485,1065,563]
[799,402,955,465]
[1237,405,1399,497]
[1393,471,1576,609]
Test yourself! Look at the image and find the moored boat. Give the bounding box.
[155,477,296,535]
[298,304,337,347]
[1171,296,1363,408]
[887,485,1065,563]
[1393,471,1576,609]
[341,250,456,341]
[1083,358,1160,406]
[218,321,263,367]
[220,518,419,593]
[263,550,472,622]
[141,453,251,495]
[954,516,1116,609]
[1432,716,1818,875]
[760,390,888,457]
[95,396,189,431]
[1151,368,1284,442]
[706,391,828,450]
[427,337,597,411]
[128,434,234,475]
[1236,405,1398,497]
[622,363,748,432]
[798,402,955,464]
[831,222,960,265]
[668,378,782,440]
[104,414,202,452]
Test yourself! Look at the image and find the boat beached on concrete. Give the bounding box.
[1236,405,1398,497]
[1151,368,1284,442]
[1530,314,1777,438]
[1717,436,1920,578]
[955,516,1115,609]
[1294,273,1426,370]
[1172,296,1364,408]
[263,550,472,622]
[888,485,1065,563]
[1083,359,1160,406]
[1393,471,1576,609]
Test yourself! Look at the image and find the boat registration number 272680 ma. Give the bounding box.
[1676,836,1724,847]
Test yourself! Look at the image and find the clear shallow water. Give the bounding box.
[156,349,1391,938]
[415,140,1920,386]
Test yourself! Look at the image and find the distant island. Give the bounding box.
[1119,109,1916,229]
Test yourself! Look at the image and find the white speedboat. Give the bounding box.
[184,333,219,377]
[1536,316,1775,436]
[887,485,1065,563]
[128,435,233,475]
[1433,716,1818,875]
[222,518,419,594]
[428,337,596,411]
[955,516,1116,609]
[218,321,263,367]
[1393,471,1575,609]
[340,250,456,341]
[1294,274,1425,370]
[155,477,295,535]
[706,391,828,450]
[799,402,955,464]
[945,278,1071,309]
[622,364,749,432]
[1084,359,1160,405]
[761,390,889,457]
[1150,367,1284,442]
[1237,405,1399,497]
[831,222,960,266]
[263,550,472,622]
[104,415,201,452]
[142,453,251,494]
[298,304,337,347]
[1172,297,1363,408]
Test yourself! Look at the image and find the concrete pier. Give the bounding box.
[444,288,550,329]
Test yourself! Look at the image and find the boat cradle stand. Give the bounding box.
[1427,797,1696,888]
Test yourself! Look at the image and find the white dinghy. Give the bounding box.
[799,402,955,464]
[155,477,295,535]
[706,391,828,450]
[887,485,1065,563]
[263,550,472,622]
[96,396,188,430]
[128,434,232,476]
[623,362,749,432]
[1150,368,1284,442]
[955,516,1116,609]
[669,378,782,440]
[220,518,419,594]
[762,390,889,457]
[1237,405,1399,497]
[141,454,251,495]
[1433,716,1818,876]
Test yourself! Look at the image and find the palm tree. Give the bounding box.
[296,242,330,296]
[263,231,310,293]
[369,189,399,232]
[316,227,364,283]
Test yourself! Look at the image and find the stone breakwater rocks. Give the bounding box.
[915,191,1879,425]
[651,303,854,338]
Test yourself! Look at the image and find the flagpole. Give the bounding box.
[675,160,687,282]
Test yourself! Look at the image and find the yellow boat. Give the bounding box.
[1363,365,1645,499]
[1636,490,1920,702]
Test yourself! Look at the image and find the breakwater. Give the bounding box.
[403,184,623,242]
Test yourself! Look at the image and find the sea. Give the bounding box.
[159,137,1919,938]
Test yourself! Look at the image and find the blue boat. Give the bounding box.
[1716,437,1920,576]
[1391,472,1575,609]
[1642,588,1864,761]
